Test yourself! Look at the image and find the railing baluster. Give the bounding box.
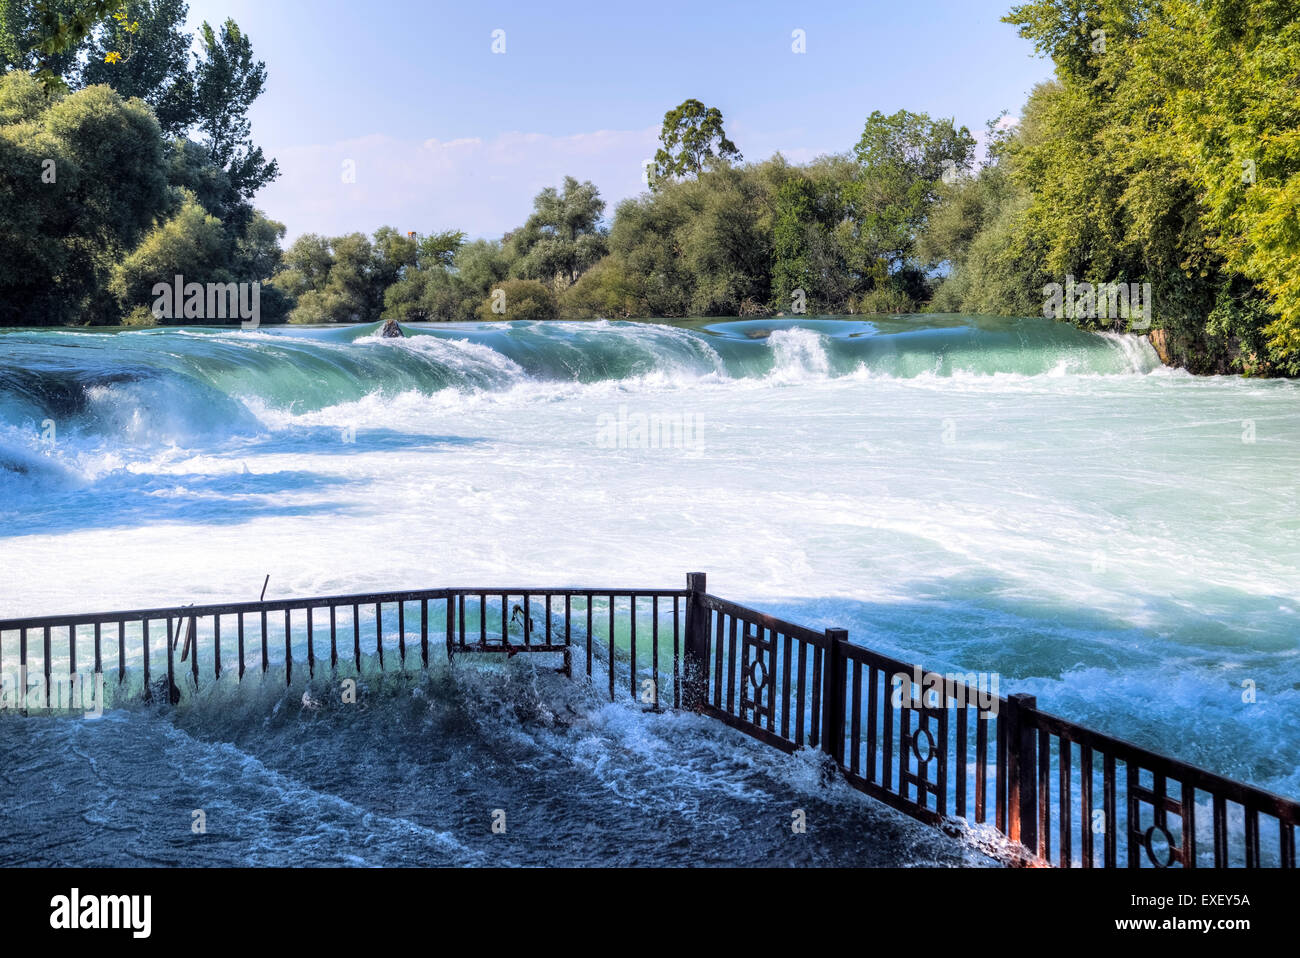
[1126,763,1139,868]
[607,596,615,702]
[1245,808,1260,868]
[1039,728,1050,862]
[672,596,680,709]
[260,610,268,675]
[780,632,792,740]
[375,603,383,670]
[956,701,967,818]
[164,618,174,705]
[849,659,862,776]
[213,615,221,679]
[421,598,429,669]
[352,604,361,673]
[284,609,292,686]
[899,706,911,802]
[994,707,1006,833]
[1060,736,1071,868]
[445,596,455,662]
[307,608,315,680]
[936,704,948,816]
[975,708,988,824]
[725,615,737,715]
[759,623,769,727]
[712,612,723,708]
[237,614,245,681]
[398,600,406,665]
[1080,744,1093,867]
[868,666,879,786]
[93,622,102,677]
[651,596,660,711]
[629,595,636,699]
[1213,795,1228,867]
[330,605,338,671]
[142,619,150,699]
[117,620,126,684]
[809,644,822,750]
[43,625,51,708]
[794,638,807,746]
[19,628,27,709]
[585,596,593,682]
[1103,754,1117,867]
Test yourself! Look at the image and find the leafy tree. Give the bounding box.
[110,189,229,319]
[476,278,557,321]
[846,110,976,277]
[652,98,742,188]
[0,72,170,324]
[506,176,607,289]
[80,0,193,136]
[191,18,278,200]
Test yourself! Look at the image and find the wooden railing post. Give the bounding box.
[821,629,848,763]
[1005,692,1038,856]
[682,573,709,711]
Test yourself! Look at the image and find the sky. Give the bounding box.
[182,0,1055,243]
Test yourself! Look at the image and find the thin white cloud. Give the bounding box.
[256,127,661,241]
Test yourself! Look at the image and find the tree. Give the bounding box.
[191,18,278,199]
[0,72,170,324]
[652,99,742,188]
[847,110,976,276]
[507,176,607,288]
[477,278,557,321]
[80,0,193,136]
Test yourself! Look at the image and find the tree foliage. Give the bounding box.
[652,98,742,187]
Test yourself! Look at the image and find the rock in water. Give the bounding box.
[380,318,406,339]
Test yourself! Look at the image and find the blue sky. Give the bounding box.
[183,0,1053,242]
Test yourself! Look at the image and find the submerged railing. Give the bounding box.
[1,572,1296,869]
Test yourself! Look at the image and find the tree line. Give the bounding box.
[3,1,1299,376]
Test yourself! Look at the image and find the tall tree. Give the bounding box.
[191,18,278,200]
[79,0,193,135]
[506,176,608,289]
[652,99,742,188]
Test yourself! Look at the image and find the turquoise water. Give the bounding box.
[0,315,1296,864]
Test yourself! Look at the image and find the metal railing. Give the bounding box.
[1,572,1296,868]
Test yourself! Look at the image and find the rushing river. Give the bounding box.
[0,315,1296,865]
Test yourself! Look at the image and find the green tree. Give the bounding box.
[506,176,607,289]
[80,0,193,136]
[652,98,742,188]
[191,18,278,200]
[477,277,557,321]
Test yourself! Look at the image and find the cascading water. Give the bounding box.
[1,314,1294,865]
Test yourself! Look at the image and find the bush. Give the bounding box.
[476,279,558,321]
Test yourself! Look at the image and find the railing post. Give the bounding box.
[1005,692,1038,857]
[821,629,848,764]
[682,573,709,711]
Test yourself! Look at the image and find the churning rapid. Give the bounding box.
[1,315,1297,865]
